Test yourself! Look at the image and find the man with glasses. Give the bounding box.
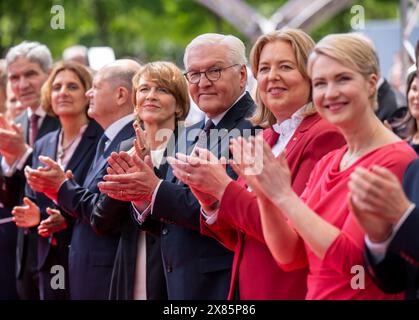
[100,33,257,299]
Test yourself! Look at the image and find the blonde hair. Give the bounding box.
[307,33,380,110]
[249,28,316,128]
[132,61,190,122]
[41,61,92,116]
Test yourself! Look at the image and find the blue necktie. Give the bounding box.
[91,134,109,169]
[191,119,214,153]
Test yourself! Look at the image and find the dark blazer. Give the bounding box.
[366,158,419,299]
[90,138,167,300]
[25,120,102,299]
[56,120,135,300]
[0,206,18,299]
[376,79,400,122]
[0,110,59,300]
[135,92,258,299]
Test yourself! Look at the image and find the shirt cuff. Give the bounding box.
[132,179,163,224]
[1,147,33,176]
[201,207,220,225]
[365,203,416,263]
[132,202,151,225]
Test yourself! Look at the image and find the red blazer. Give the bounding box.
[201,113,346,300]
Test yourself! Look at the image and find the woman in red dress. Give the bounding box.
[229,33,416,299]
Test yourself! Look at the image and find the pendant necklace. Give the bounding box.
[58,132,79,160]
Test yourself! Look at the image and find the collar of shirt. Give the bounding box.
[272,103,309,138]
[150,147,166,168]
[269,103,311,158]
[57,124,89,169]
[204,90,246,126]
[103,113,135,149]
[27,106,47,125]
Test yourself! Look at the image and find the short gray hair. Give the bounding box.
[183,33,247,69]
[62,45,89,66]
[6,41,52,73]
[99,59,141,95]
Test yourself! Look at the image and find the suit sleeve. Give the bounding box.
[387,160,419,262]
[57,178,101,225]
[365,246,408,294]
[151,181,201,231]
[388,207,419,262]
[90,193,128,235]
[0,168,27,208]
[200,209,239,252]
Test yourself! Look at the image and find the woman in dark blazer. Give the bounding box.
[12,61,102,299]
[90,61,191,300]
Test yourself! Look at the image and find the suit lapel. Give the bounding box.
[15,111,60,145]
[44,131,58,160]
[85,121,135,188]
[284,113,320,158]
[16,111,29,144]
[65,121,100,172]
[166,122,200,183]
[208,93,253,152]
[38,115,60,139]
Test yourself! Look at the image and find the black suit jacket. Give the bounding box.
[135,92,258,299]
[90,138,167,300]
[376,79,400,122]
[56,120,135,300]
[0,206,18,299]
[366,158,419,299]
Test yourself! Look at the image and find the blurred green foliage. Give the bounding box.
[0,0,400,67]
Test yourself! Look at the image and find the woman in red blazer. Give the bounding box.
[168,29,345,299]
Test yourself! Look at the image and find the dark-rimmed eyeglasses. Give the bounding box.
[184,64,240,84]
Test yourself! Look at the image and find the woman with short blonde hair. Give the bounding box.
[235,33,416,299]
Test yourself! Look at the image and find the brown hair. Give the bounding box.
[249,28,316,128]
[41,60,92,116]
[132,61,190,122]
